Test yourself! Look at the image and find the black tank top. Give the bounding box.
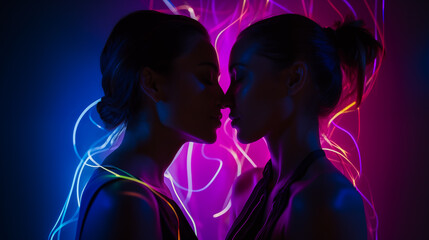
[226,150,326,240]
[75,167,197,240]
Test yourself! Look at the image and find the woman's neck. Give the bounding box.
[102,112,186,197]
[265,114,321,185]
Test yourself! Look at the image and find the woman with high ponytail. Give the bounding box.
[75,10,223,239]
[224,14,382,239]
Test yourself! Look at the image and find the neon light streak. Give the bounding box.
[214,187,235,218]
[73,98,101,160]
[208,8,239,34]
[356,186,379,240]
[165,171,198,237]
[237,0,248,30]
[269,0,293,13]
[322,148,360,177]
[308,0,314,18]
[185,142,194,202]
[162,0,179,15]
[53,2,386,239]
[88,109,105,130]
[357,108,361,141]
[166,149,223,192]
[107,169,183,240]
[301,0,308,17]
[213,200,232,218]
[211,0,219,24]
[322,134,349,156]
[341,0,358,19]
[76,125,126,205]
[219,144,242,177]
[49,209,79,240]
[232,131,257,168]
[165,144,186,176]
[176,5,198,20]
[327,0,345,22]
[332,121,362,176]
[49,160,84,240]
[214,0,248,52]
[328,101,356,126]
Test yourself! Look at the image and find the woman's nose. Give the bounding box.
[213,83,225,109]
[222,86,234,109]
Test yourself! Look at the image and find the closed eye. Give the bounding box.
[230,68,244,83]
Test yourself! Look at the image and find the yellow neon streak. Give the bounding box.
[322,148,348,160]
[101,167,182,239]
[328,101,356,126]
[322,148,360,177]
[265,0,270,9]
[238,0,247,28]
[322,134,348,156]
[214,0,248,52]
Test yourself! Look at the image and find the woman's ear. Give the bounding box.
[285,61,308,95]
[139,67,163,103]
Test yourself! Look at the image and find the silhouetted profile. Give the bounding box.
[224,14,382,240]
[75,10,223,240]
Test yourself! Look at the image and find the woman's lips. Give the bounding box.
[210,116,222,128]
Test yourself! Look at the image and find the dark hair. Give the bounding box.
[97,10,209,129]
[237,14,383,115]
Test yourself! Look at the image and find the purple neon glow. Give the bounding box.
[332,121,362,176]
[151,1,384,240]
[50,1,385,240]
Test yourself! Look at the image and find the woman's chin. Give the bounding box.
[236,130,258,144]
[189,131,217,144]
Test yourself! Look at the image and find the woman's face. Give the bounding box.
[225,38,293,143]
[157,36,223,144]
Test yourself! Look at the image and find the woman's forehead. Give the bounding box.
[174,38,219,69]
[229,39,261,68]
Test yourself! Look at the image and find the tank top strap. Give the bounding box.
[75,168,123,240]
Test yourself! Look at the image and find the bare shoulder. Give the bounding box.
[281,172,367,240]
[232,167,264,195]
[80,179,162,240]
[231,167,264,220]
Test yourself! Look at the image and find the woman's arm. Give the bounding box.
[80,180,162,240]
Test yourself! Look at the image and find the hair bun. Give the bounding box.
[97,96,127,129]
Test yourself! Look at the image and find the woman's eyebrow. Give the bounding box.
[198,62,220,75]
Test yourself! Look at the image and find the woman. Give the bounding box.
[224,14,382,239]
[75,10,223,239]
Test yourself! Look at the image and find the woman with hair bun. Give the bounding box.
[75,10,223,239]
[224,14,382,239]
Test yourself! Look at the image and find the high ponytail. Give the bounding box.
[330,17,383,107]
[236,14,383,116]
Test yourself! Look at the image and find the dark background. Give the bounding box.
[1,0,428,239]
